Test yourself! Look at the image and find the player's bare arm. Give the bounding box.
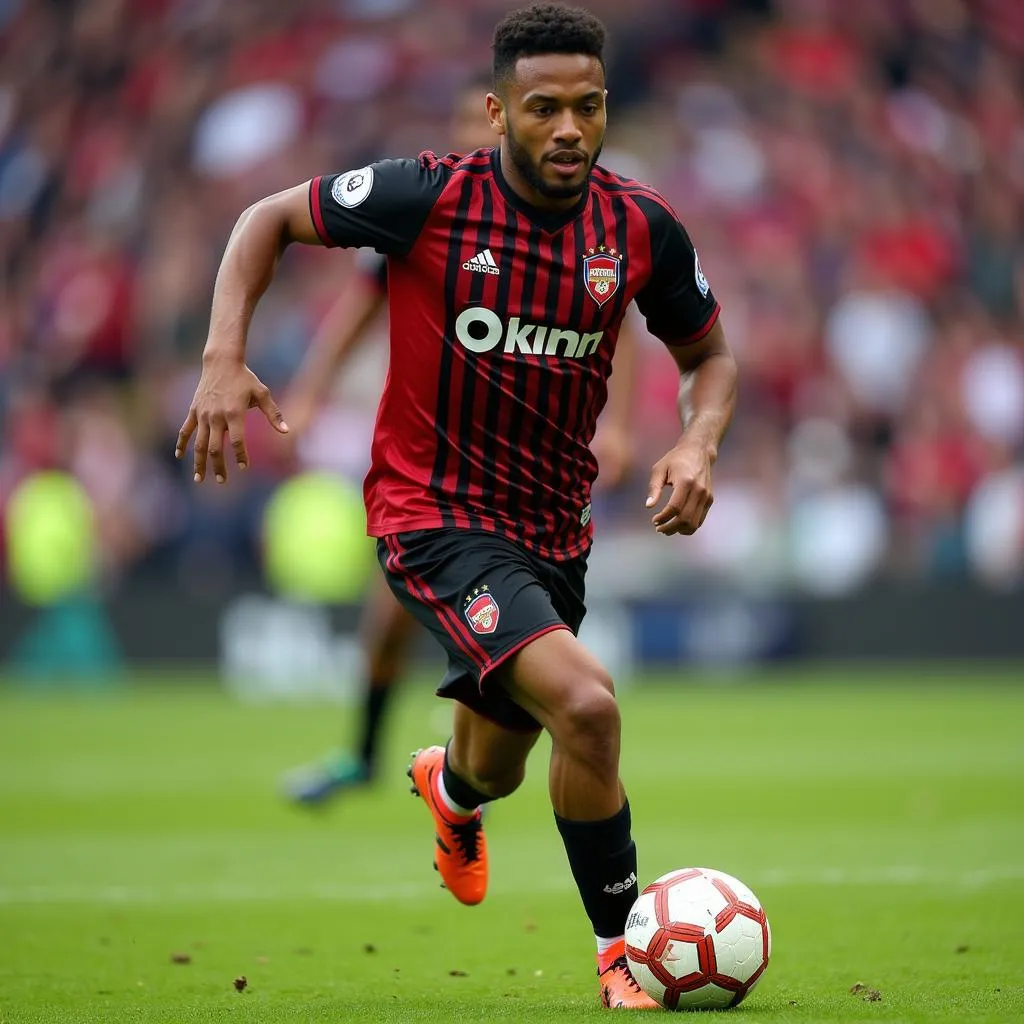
[175,183,323,483]
[645,319,737,536]
[591,318,637,490]
[284,271,387,439]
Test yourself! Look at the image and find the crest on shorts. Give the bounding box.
[583,246,622,308]
[464,585,499,635]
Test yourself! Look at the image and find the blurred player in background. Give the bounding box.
[176,3,734,1006]
[281,72,639,807]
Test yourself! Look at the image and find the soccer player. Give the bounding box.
[175,3,736,1010]
[282,74,640,807]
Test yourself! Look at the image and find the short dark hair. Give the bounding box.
[492,4,607,90]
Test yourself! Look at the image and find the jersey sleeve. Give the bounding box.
[308,154,449,256]
[633,195,720,346]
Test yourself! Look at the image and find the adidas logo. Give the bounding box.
[462,248,500,275]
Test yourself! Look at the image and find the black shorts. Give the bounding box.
[378,529,589,732]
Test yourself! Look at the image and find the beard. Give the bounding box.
[505,121,603,200]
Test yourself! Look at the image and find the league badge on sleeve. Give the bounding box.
[694,248,710,298]
[583,246,622,308]
[330,167,374,208]
[464,585,499,635]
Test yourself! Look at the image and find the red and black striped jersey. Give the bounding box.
[309,147,720,561]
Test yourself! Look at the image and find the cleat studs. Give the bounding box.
[409,786,420,796]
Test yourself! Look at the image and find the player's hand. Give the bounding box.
[175,355,289,483]
[591,425,634,491]
[645,439,714,536]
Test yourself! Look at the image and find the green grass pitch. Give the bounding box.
[1,666,1022,1022]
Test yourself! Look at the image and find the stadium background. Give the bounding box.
[2,0,1024,677]
[2,4,1023,1022]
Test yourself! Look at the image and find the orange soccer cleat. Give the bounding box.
[598,940,662,1010]
[407,746,488,906]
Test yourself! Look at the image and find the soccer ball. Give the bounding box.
[624,867,771,1010]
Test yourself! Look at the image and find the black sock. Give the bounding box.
[555,800,638,939]
[441,743,493,810]
[357,683,392,773]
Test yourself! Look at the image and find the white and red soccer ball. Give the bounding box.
[624,867,771,1010]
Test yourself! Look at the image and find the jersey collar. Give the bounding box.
[490,147,590,233]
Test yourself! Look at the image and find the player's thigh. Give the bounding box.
[492,627,616,737]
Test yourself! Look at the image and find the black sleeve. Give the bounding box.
[309,154,450,256]
[633,195,720,346]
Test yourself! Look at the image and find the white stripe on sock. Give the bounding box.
[596,934,623,956]
[436,772,477,818]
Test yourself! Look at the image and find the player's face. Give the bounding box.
[488,53,606,207]
[450,88,497,152]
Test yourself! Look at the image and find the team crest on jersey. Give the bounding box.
[583,246,622,308]
[464,585,499,635]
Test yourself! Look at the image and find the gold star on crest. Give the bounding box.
[581,246,623,260]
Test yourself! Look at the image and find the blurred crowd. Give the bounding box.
[1,0,1023,599]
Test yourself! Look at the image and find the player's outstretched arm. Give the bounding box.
[283,270,387,440]
[175,182,324,483]
[646,320,737,536]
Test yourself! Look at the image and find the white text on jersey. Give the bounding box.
[455,307,603,359]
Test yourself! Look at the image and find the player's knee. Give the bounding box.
[557,676,620,757]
